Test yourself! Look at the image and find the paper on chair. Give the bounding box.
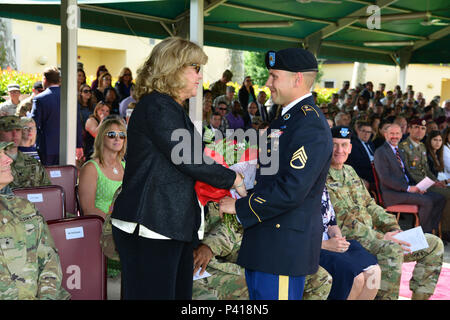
[416,176,435,191]
[193,269,211,281]
[392,226,429,254]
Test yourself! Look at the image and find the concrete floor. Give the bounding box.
[106,214,450,300]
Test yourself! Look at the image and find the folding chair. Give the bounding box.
[13,185,65,221]
[45,165,79,216]
[371,162,420,227]
[48,216,107,300]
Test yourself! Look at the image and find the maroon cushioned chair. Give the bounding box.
[13,185,65,221]
[48,215,107,300]
[45,165,79,216]
[371,162,420,227]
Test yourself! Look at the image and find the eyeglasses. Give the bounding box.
[105,131,126,139]
[219,108,227,111]
[82,89,92,94]
[123,73,131,77]
[190,63,201,73]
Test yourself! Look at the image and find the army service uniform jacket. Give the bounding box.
[0,194,69,300]
[235,95,333,277]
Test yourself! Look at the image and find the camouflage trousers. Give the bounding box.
[359,233,443,300]
[192,267,249,300]
[192,265,332,300]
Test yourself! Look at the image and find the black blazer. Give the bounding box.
[236,96,333,276]
[373,141,415,206]
[238,86,256,112]
[112,91,236,242]
[346,137,375,183]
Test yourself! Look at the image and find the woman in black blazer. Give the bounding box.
[111,37,246,300]
[238,76,257,115]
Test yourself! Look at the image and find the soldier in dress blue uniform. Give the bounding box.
[219,48,333,300]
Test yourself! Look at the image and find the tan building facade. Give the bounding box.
[10,19,228,85]
[320,62,450,102]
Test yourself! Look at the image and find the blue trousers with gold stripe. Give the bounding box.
[245,269,305,300]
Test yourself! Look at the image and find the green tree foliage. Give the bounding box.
[243,51,268,87]
[244,50,324,87]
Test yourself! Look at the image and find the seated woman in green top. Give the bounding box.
[79,116,127,219]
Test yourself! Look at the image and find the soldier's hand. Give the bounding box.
[384,230,412,253]
[219,196,237,218]
[434,181,446,188]
[193,244,213,276]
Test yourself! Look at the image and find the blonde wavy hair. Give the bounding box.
[134,37,208,102]
[92,117,127,166]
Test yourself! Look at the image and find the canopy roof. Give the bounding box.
[1,0,449,65]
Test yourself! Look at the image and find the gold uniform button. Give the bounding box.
[268,149,271,153]
[254,180,257,185]
[276,224,280,228]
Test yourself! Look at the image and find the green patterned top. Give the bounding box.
[87,159,125,214]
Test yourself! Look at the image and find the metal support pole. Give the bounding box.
[189,0,204,134]
[60,0,78,165]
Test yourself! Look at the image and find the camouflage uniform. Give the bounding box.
[0,115,52,190]
[326,165,444,300]
[9,151,52,190]
[192,202,332,300]
[0,194,70,299]
[398,136,450,232]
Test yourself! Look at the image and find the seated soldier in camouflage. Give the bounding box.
[326,126,444,300]
[192,202,332,300]
[0,116,51,190]
[0,141,70,300]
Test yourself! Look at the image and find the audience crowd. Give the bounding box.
[0,60,449,300]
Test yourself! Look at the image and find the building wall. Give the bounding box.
[10,19,450,102]
[11,19,228,84]
[320,62,450,101]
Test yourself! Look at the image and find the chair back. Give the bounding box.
[45,165,79,216]
[13,185,65,221]
[48,216,107,300]
[371,162,385,206]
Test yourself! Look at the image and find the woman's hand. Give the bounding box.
[322,236,350,253]
[193,244,213,276]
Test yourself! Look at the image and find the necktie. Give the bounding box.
[395,147,409,183]
[395,148,403,168]
[365,142,374,156]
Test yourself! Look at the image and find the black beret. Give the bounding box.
[331,126,352,139]
[409,118,427,126]
[265,48,318,72]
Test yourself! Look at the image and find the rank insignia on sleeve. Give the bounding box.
[301,105,319,117]
[290,146,307,169]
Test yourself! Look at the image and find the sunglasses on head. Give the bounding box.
[190,63,201,73]
[105,131,126,139]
